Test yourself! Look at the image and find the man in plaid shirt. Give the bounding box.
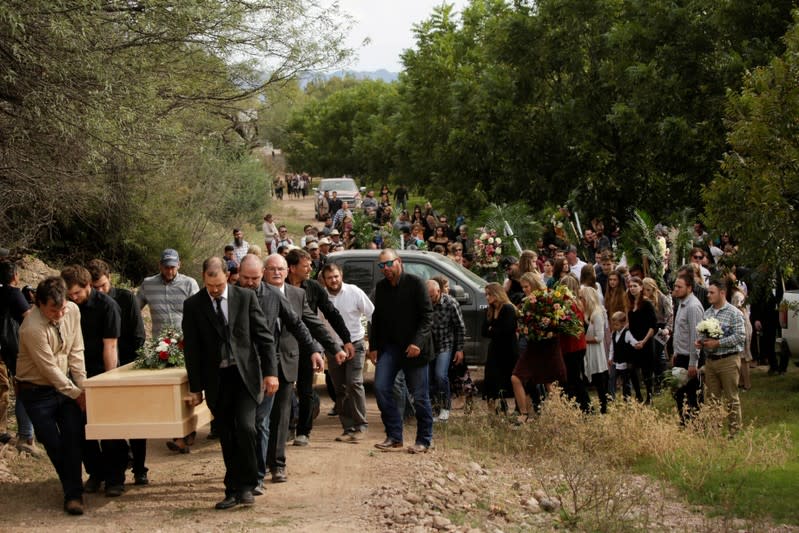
[426,280,465,422]
[696,278,746,435]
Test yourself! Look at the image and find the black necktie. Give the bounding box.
[214,297,226,328]
[214,297,232,365]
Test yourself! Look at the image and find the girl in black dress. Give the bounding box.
[626,276,657,404]
[482,282,519,413]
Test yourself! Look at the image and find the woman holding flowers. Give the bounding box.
[510,272,550,421]
[481,283,519,413]
[627,276,657,404]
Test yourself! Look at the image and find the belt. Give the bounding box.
[707,351,739,361]
[16,380,55,392]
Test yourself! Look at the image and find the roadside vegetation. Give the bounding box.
[437,366,798,530]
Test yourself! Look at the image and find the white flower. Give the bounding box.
[697,318,723,339]
[495,238,502,245]
[671,367,689,388]
[480,233,488,241]
[157,341,169,352]
[487,237,495,244]
[496,247,502,255]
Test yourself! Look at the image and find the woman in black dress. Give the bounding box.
[626,276,657,404]
[482,282,519,413]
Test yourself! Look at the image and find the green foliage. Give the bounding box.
[0,0,351,277]
[667,208,697,273]
[285,79,399,179]
[474,202,543,255]
[703,13,799,279]
[277,0,795,232]
[619,210,667,290]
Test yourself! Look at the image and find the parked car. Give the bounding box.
[325,249,490,365]
[314,177,364,219]
[779,290,799,356]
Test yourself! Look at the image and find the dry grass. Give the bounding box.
[438,390,791,531]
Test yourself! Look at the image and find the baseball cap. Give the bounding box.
[160,249,180,266]
[308,242,320,250]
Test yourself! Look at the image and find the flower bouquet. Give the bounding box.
[662,366,690,392]
[517,287,583,341]
[696,317,723,339]
[473,228,502,270]
[134,326,186,369]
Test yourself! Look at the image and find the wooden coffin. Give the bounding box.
[84,363,212,440]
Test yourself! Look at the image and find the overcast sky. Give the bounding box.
[330,1,470,72]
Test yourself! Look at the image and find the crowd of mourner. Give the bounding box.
[0,184,788,516]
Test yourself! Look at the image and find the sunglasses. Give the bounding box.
[377,260,396,269]
[693,254,703,259]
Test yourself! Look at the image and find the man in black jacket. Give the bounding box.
[368,249,434,454]
[286,249,352,446]
[86,259,149,485]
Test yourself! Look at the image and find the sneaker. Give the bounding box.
[271,467,287,483]
[253,480,265,496]
[293,434,309,446]
[374,438,404,452]
[84,476,103,494]
[407,443,430,454]
[346,429,367,443]
[134,472,149,485]
[64,498,84,516]
[16,438,41,456]
[166,439,190,454]
[437,409,450,422]
[335,431,354,442]
[105,484,125,497]
[327,407,338,417]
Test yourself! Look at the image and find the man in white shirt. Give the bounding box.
[320,263,374,442]
[566,245,586,280]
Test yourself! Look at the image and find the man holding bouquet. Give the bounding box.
[695,278,746,435]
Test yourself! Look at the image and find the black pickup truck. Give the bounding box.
[324,249,490,365]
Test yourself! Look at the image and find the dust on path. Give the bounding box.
[1,396,422,532]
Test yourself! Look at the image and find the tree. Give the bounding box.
[703,15,799,281]
[285,79,398,180]
[0,0,352,276]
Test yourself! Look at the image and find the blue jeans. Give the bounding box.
[20,386,84,502]
[374,345,433,446]
[429,350,453,410]
[255,392,275,481]
[16,399,34,440]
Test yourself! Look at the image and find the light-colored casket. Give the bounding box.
[84,363,212,440]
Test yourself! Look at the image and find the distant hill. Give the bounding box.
[299,69,398,87]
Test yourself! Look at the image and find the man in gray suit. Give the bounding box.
[237,254,321,495]
[183,257,277,510]
[263,254,344,483]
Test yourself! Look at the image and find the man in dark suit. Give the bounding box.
[263,254,344,483]
[182,257,277,510]
[237,254,321,495]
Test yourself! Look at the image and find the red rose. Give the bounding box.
[163,338,171,345]
[159,351,169,360]
[178,340,185,350]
